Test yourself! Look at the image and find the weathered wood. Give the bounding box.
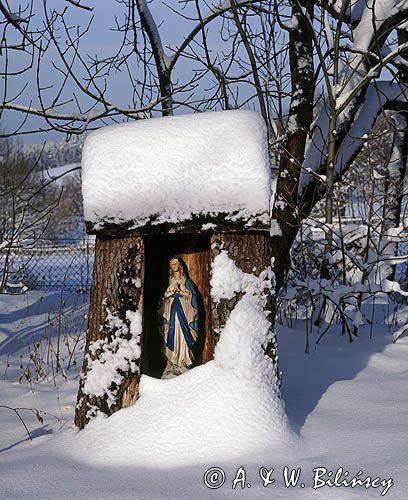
[74,235,144,429]
[85,212,269,238]
[172,240,213,365]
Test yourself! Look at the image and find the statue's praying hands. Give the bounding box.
[159,257,199,373]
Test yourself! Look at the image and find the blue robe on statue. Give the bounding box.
[159,274,199,368]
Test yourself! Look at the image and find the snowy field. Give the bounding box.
[0,290,407,499]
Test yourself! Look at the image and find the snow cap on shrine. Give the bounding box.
[81,110,271,235]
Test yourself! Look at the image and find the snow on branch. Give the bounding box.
[0,100,159,127]
[299,81,408,199]
[321,0,408,29]
[335,82,408,176]
[336,1,408,107]
[136,0,173,71]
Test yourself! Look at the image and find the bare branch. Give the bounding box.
[65,0,93,11]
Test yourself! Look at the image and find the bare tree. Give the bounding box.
[0,136,61,291]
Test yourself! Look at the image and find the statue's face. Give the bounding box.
[170,259,181,273]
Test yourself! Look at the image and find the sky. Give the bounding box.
[3,0,394,148]
[1,0,210,144]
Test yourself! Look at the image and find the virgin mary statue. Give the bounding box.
[159,257,199,374]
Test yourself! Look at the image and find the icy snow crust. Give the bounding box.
[82,110,271,231]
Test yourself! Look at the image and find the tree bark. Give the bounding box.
[270,0,315,292]
[74,235,144,429]
[383,113,408,232]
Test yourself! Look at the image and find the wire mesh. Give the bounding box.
[0,238,95,292]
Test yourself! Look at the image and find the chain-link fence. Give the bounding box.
[0,238,95,292]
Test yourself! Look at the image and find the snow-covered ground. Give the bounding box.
[1,291,407,499]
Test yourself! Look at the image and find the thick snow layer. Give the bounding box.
[210,249,273,303]
[72,361,289,467]
[214,294,275,379]
[81,110,271,229]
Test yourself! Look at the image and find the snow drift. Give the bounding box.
[71,296,291,467]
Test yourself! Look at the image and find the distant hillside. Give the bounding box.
[24,134,85,171]
[40,163,81,186]
[21,138,85,241]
